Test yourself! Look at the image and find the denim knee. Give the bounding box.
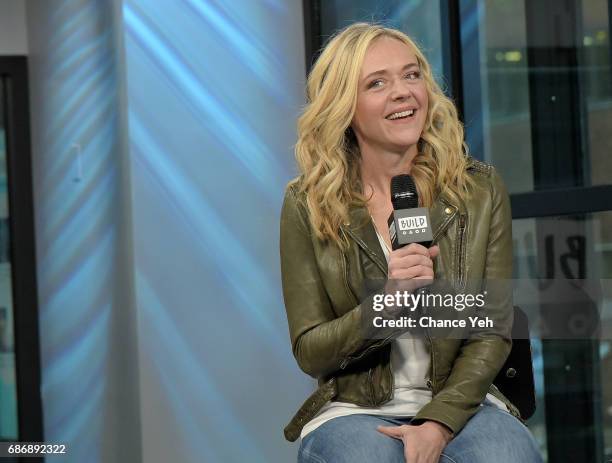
[441,405,543,463]
[298,414,405,463]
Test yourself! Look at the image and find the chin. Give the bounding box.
[388,137,420,150]
[386,130,422,146]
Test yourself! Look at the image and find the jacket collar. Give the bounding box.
[341,191,461,275]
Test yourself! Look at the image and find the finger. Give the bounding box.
[377,425,404,440]
[390,266,434,280]
[392,243,430,258]
[390,254,433,271]
[389,264,429,280]
[389,254,433,267]
[388,268,417,280]
[428,245,440,259]
[394,254,433,269]
[386,278,430,293]
[413,275,434,281]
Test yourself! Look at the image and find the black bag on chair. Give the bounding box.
[493,306,536,419]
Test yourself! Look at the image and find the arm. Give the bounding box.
[412,168,514,434]
[280,184,373,378]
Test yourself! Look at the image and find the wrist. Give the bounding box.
[422,420,454,443]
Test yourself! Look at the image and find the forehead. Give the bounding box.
[360,36,418,75]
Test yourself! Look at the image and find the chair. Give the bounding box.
[493,306,536,419]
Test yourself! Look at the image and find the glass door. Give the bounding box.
[0,76,18,441]
[0,56,43,445]
[459,1,612,461]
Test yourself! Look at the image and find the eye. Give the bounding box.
[367,79,384,89]
[405,71,422,80]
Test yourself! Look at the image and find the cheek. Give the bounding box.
[416,91,429,123]
[354,99,381,131]
[421,88,430,112]
[420,101,429,122]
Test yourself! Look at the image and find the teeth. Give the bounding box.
[387,109,415,120]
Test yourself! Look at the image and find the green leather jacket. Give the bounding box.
[280,158,521,442]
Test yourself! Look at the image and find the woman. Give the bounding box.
[280,23,542,463]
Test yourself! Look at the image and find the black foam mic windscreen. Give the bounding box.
[391,174,418,210]
[388,174,433,250]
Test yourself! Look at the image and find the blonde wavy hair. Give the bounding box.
[292,22,474,249]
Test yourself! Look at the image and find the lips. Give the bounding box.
[386,108,417,120]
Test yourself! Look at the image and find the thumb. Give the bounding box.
[377,425,404,440]
[428,245,440,259]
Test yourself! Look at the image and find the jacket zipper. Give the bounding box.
[368,368,375,404]
[425,327,436,393]
[341,251,358,307]
[340,334,394,369]
[456,214,467,288]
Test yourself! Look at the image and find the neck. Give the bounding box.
[359,144,418,200]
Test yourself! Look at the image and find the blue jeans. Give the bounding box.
[298,404,543,463]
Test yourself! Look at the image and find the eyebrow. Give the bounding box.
[362,63,419,81]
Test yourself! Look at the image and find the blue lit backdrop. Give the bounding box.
[27,0,308,462]
[123,0,308,462]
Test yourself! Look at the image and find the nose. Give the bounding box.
[389,78,412,101]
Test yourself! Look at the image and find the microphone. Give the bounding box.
[387,174,433,250]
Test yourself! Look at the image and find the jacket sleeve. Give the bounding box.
[280,184,392,379]
[413,167,514,434]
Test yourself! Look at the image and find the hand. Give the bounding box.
[388,243,439,279]
[385,244,439,293]
[377,420,452,463]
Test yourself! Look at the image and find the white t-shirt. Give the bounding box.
[300,229,507,438]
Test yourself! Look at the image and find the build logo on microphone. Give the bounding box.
[398,216,428,235]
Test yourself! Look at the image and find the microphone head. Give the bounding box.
[390,174,418,209]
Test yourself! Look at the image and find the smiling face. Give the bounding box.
[351,36,429,156]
